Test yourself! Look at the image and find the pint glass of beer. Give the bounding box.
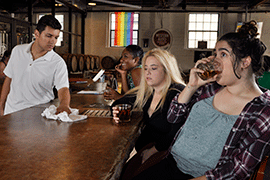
[115,104,132,123]
[196,60,222,80]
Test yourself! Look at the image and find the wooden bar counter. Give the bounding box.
[0,93,143,180]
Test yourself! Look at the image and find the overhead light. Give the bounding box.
[88,2,96,6]
[92,0,142,9]
[55,4,63,6]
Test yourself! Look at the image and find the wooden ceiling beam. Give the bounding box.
[56,0,86,13]
[248,0,267,9]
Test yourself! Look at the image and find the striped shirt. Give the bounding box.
[167,82,270,180]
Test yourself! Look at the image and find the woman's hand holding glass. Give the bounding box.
[112,106,120,124]
[177,56,221,104]
[189,56,220,89]
[103,86,121,101]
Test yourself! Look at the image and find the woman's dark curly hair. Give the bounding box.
[218,20,267,78]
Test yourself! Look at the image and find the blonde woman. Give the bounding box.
[111,48,185,179]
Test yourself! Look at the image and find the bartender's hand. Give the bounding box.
[112,106,120,123]
[104,87,122,100]
[57,87,71,114]
[56,104,71,115]
[141,146,158,164]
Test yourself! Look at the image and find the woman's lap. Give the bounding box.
[132,154,194,180]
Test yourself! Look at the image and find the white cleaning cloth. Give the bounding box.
[41,105,87,122]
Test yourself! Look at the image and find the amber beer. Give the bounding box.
[115,104,132,122]
[197,60,222,80]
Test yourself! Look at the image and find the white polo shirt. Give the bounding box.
[4,42,69,115]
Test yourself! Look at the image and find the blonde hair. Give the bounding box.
[127,48,185,111]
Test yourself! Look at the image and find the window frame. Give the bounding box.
[186,13,219,50]
[109,12,140,48]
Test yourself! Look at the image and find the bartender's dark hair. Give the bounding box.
[125,45,144,65]
[218,20,267,78]
[36,15,62,33]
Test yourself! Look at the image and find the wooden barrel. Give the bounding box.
[62,54,78,72]
[77,54,85,72]
[84,55,91,71]
[90,56,95,70]
[95,56,100,70]
[62,53,72,72]
[249,156,270,180]
[61,53,70,60]
[70,54,78,72]
[101,56,117,70]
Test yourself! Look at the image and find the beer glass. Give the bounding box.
[196,60,222,80]
[115,104,132,123]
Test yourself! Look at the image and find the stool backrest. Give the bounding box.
[250,156,270,180]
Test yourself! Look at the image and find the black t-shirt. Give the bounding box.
[111,83,185,152]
